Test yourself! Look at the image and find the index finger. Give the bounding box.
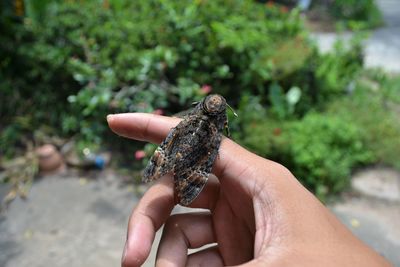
[106,113,260,179]
[107,113,178,143]
[121,175,175,267]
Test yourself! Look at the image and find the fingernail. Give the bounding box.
[106,114,114,123]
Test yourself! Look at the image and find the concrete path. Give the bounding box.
[312,0,400,73]
[0,170,188,267]
[330,168,400,266]
[332,198,400,265]
[0,172,135,267]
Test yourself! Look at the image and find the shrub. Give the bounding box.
[308,0,382,31]
[0,6,80,156]
[2,1,365,135]
[236,100,373,200]
[330,0,383,30]
[286,113,373,199]
[1,0,312,153]
[327,71,400,170]
[234,68,400,200]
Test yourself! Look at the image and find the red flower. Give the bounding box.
[135,150,146,160]
[200,84,212,94]
[273,128,282,136]
[266,1,274,7]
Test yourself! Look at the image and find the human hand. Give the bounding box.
[107,113,391,267]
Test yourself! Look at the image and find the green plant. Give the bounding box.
[286,113,372,199]
[266,34,365,118]
[327,72,400,170]
[268,83,302,119]
[1,0,314,154]
[236,107,372,200]
[331,0,383,30]
[313,34,364,100]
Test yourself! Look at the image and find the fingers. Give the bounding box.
[107,113,266,180]
[122,175,175,267]
[107,113,179,143]
[156,212,222,267]
[187,174,220,210]
[122,175,220,267]
[187,246,224,267]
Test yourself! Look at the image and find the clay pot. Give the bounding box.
[36,144,65,174]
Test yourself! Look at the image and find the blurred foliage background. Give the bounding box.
[1,0,399,200]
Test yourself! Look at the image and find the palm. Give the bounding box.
[211,184,255,265]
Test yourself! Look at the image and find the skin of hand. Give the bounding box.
[107,113,392,267]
